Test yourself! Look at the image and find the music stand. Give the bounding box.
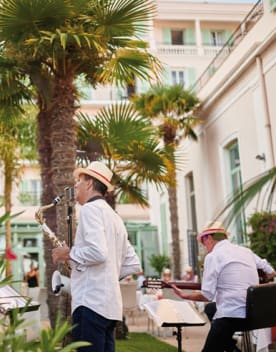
[144,299,206,352]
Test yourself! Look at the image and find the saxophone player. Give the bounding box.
[52,161,141,352]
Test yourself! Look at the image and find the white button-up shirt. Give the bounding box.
[201,240,274,319]
[69,199,141,320]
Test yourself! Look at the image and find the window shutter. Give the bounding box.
[136,79,150,94]
[224,30,234,46]
[202,29,211,45]
[270,0,276,11]
[184,28,195,45]
[20,179,29,193]
[186,67,196,88]
[162,28,171,45]
[162,65,172,85]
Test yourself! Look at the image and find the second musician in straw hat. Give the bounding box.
[171,220,276,352]
[52,161,141,352]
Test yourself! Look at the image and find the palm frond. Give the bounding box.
[97,48,162,85]
[115,175,149,207]
[215,167,276,228]
[90,0,156,38]
[76,103,176,201]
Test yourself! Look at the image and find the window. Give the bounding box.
[185,173,198,232]
[185,173,199,274]
[172,70,185,85]
[23,238,37,247]
[227,141,246,243]
[19,179,41,206]
[210,31,225,46]
[171,30,183,45]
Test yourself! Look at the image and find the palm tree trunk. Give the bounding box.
[37,108,61,328]
[50,76,77,333]
[4,162,13,277]
[168,172,181,280]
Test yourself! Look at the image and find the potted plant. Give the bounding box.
[148,254,171,278]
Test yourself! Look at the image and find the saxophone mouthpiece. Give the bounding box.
[52,194,64,205]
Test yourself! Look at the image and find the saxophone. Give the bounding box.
[35,195,71,295]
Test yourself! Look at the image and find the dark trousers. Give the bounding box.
[202,316,248,352]
[72,306,117,352]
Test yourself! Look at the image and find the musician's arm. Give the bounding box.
[266,270,276,280]
[171,284,209,302]
[253,253,275,274]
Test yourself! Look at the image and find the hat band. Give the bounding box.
[202,228,225,235]
[90,169,111,183]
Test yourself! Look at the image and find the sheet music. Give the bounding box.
[0,285,34,313]
[144,298,206,327]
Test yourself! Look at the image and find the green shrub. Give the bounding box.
[247,211,276,268]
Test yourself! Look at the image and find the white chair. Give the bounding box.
[120,281,139,325]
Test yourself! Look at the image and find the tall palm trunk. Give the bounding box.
[37,76,77,327]
[168,181,181,279]
[163,124,181,280]
[4,162,13,277]
[50,76,77,328]
[37,107,61,327]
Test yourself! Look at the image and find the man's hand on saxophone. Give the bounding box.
[52,242,71,264]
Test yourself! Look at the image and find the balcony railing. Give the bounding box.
[192,0,264,93]
[156,44,225,57]
[156,44,198,56]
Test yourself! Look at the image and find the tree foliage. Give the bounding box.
[247,211,276,268]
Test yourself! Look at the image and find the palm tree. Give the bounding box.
[77,103,176,207]
[0,0,161,326]
[132,84,200,279]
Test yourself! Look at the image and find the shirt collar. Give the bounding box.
[87,195,105,203]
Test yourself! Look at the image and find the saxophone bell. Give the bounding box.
[52,270,71,296]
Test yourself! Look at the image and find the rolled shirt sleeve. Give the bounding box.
[253,253,274,274]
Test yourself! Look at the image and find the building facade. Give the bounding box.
[1,0,266,283]
[148,0,276,276]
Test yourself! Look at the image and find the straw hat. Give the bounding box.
[197,220,228,242]
[73,161,114,192]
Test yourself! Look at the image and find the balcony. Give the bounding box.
[156,44,198,56]
[192,0,264,93]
